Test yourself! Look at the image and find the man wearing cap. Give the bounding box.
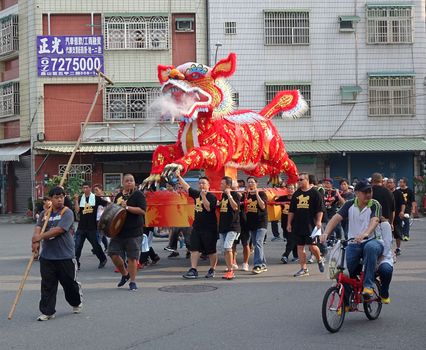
[320,180,383,298]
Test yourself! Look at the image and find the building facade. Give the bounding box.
[207,0,426,185]
[0,0,207,213]
[1,0,425,213]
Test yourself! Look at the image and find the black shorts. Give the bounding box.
[108,236,142,259]
[190,229,217,255]
[234,229,250,246]
[295,234,314,246]
[393,222,403,240]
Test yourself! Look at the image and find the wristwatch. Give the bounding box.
[125,206,129,210]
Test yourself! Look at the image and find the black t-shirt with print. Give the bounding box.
[277,195,292,229]
[399,187,415,213]
[218,191,240,233]
[77,195,108,231]
[188,188,217,232]
[245,191,268,230]
[289,187,324,236]
[114,190,146,238]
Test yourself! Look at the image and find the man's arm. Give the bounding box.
[200,191,211,212]
[74,194,80,213]
[320,214,343,243]
[225,189,239,211]
[256,191,266,210]
[286,212,294,232]
[354,216,380,243]
[175,170,190,192]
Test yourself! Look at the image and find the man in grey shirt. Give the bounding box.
[32,186,82,321]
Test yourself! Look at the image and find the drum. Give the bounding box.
[98,204,127,238]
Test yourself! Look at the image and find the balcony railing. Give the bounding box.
[0,81,19,118]
[81,121,179,143]
[0,15,18,57]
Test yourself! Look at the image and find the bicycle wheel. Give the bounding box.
[322,285,345,333]
[363,279,382,320]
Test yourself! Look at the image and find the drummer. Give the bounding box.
[108,174,146,291]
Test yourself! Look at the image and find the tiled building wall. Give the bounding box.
[207,0,426,141]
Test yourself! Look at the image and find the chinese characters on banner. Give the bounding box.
[37,36,104,77]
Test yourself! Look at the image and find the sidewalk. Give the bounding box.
[0,213,34,224]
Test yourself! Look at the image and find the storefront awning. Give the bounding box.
[285,138,426,154]
[0,144,30,161]
[34,143,166,153]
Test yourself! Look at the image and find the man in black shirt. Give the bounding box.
[322,178,344,241]
[371,173,395,224]
[219,176,240,280]
[398,177,417,241]
[287,172,325,277]
[176,171,218,279]
[276,183,298,263]
[109,174,146,291]
[246,177,268,274]
[386,178,406,255]
[73,182,108,270]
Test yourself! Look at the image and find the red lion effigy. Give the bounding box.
[144,53,308,186]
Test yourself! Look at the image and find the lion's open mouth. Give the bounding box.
[161,80,211,122]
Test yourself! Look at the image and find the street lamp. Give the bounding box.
[214,42,222,64]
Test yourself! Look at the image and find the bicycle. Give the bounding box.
[322,239,382,333]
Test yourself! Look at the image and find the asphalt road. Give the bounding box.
[0,220,425,350]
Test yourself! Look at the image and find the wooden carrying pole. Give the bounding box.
[8,70,113,320]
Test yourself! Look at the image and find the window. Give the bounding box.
[366,6,413,44]
[264,11,309,45]
[224,21,237,35]
[0,14,18,56]
[340,86,362,104]
[58,164,92,183]
[175,18,194,32]
[104,173,123,193]
[104,16,169,50]
[339,16,360,32]
[0,81,19,118]
[265,83,311,117]
[368,75,415,116]
[232,92,239,107]
[105,86,161,120]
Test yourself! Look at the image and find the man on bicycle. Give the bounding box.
[321,180,383,298]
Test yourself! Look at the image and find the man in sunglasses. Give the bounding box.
[321,180,383,299]
[287,172,325,277]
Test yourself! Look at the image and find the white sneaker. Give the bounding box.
[232,263,239,270]
[241,263,249,271]
[37,314,55,321]
[72,303,83,314]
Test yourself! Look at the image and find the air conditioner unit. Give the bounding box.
[175,18,194,32]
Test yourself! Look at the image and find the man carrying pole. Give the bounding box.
[32,186,82,321]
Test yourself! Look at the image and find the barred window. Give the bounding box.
[59,164,92,183]
[368,76,415,116]
[104,16,169,50]
[265,84,311,117]
[0,81,19,118]
[105,86,161,120]
[0,15,18,56]
[264,11,309,45]
[366,6,413,44]
[232,92,239,107]
[224,22,237,35]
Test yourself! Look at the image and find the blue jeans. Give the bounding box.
[250,228,267,267]
[377,263,393,298]
[346,239,383,289]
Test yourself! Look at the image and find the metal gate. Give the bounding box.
[14,155,32,213]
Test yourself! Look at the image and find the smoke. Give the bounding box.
[148,93,198,123]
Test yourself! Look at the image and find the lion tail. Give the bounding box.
[259,90,309,120]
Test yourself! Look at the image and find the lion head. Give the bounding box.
[157,53,237,123]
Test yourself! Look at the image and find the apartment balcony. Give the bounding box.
[0,80,19,118]
[0,14,18,59]
[81,121,179,143]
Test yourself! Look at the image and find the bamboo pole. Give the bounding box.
[8,71,113,320]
